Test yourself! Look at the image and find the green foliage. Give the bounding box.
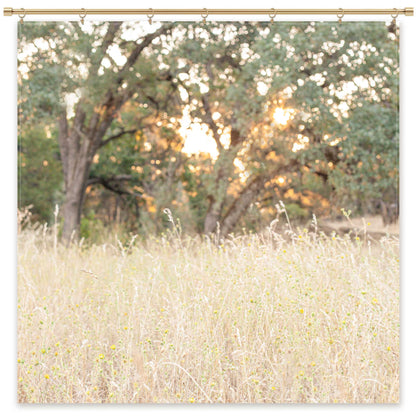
[18,125,63,223]
[181,159,212,232]
[80,210,104,241]
[284,203,309,221]
[330,102,399,214]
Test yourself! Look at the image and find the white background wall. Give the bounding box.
[1,0,414,414]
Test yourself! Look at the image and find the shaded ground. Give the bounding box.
[319,215,399,240]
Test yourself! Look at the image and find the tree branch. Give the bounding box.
[89,22,123,77]
[201,94,223,151]
[86,175,143,198]
[117,24,174,86]
[220,159,300,236]
[87,174,134,185]
[99,129,138,148]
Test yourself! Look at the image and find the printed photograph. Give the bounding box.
[17,20,399,403]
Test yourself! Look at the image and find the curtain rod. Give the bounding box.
[3,7,414,17]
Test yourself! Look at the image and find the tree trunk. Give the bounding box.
[220,175,264,236]
[204,198,224,234]
[59,126,93,240]
[380,199,399,225]
[58,108,96,241]
[56,23,174,241]
[203,135,242,234]
[62,181,86,241]
[219,160,300,236]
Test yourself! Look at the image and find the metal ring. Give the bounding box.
[201,8,209,23]
[337,8,344,23]
[147,9,154,19]
[336,8,344,19]
[391,8,399,19]
[18,8,26,20]
[269,8,277,22]
[147,8,154,24]
[79,8,87,24]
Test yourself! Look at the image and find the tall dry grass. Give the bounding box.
[17,212,399,403]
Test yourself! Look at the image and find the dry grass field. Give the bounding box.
[17,215,399,403]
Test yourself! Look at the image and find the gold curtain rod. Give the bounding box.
[3,7,414,17]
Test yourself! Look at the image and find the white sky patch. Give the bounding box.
[220,131,231,149]
[338,101,349,117]
[180,107,218,159]
[179,85,189,101]
[120,21,159,41]
[273,108,295,126]
[181,125,219,159]
[199,83,209,94]
[234,158,249,182]
[353,76,369,89]
[292,135,309,153]
[18,63,30,79]
[178,73,189,82]
[79,21,95,35]
[33,38,50,51]
[281,86,293,98]
[234,158,245,171]
[65,92,80,119]
[241,45,251,61]
[78,63,89,78]
[222,25,238,42]
[177,59,187,69]
[108,44,127,66]
[257,82,269,96]
[101,57,111,69]
[212,112,221,121]
[18,43,37,61]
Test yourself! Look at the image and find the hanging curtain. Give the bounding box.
[17,20,399,404]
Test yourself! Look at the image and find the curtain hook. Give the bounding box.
[269,9,277,23]
[18,8,26,24]
[201,8,209,24]
[391,8,399,25]
[337,8,344,24]
[79,9,87,25]
[147,8,154,25]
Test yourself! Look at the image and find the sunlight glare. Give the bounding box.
[181,125,218,159]
[273,108,294,127]
[291,135,309,153]
[180,109,218,159]
[180,106,229,159]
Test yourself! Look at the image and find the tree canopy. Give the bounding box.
[18,21,399,238]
